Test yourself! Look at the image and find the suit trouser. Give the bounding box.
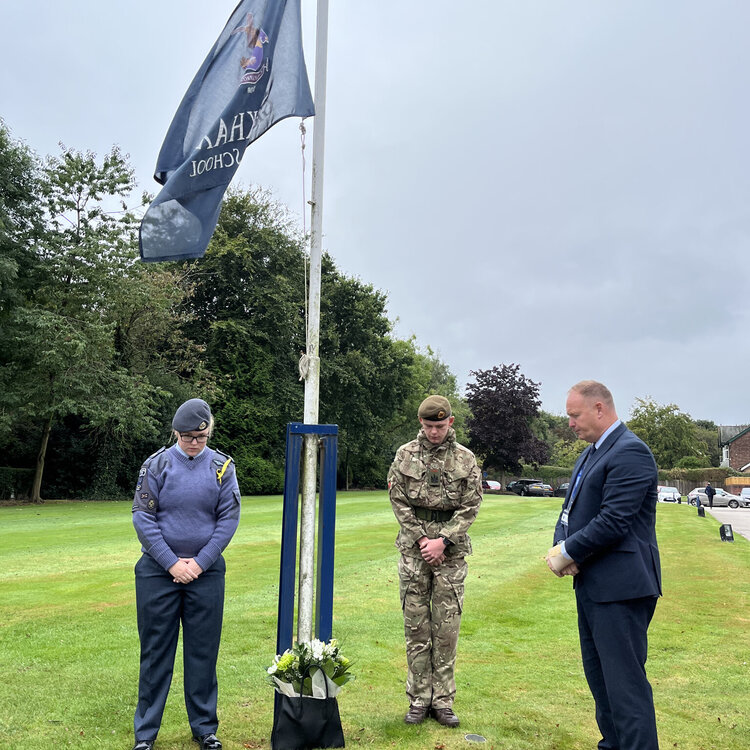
[576,586,659,750]
[398,554,467,709]
[134,553,226,741]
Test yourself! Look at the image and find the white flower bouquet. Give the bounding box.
[266,638,354,699]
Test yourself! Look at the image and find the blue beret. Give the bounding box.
[172,398,212,431]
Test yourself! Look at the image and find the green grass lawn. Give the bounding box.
[1,495,748,750]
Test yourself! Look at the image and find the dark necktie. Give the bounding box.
[561,443,597,532]
[575,444,596,485]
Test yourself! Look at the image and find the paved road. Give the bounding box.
[706,506,750,542]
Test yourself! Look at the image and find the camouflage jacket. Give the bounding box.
[388,428,482,558]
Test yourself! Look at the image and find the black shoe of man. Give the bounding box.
[432,707,460,727]
[132,742,154,750]
[404,705,429,724]
[193,733,222,750]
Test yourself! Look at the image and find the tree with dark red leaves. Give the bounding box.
[466,364,550,475]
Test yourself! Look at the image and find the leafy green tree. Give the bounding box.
[319,272,434,489]
[531,410,576,464]
[180,188,308,493]
[627,397,704,469]
[693,419,720,467]
[8,146,184,501]
[550,437,589,468]
[0,124,45,448]
[88,258,213,497]
[466,364,550,476]
[532,411,572,444]
[383,341,466,470]
[0,121,44,321]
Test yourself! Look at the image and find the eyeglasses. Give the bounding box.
[179,433,209,444]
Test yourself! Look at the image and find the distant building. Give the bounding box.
[719,425,750,471]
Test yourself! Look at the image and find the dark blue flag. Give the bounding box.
[140,0,314,262]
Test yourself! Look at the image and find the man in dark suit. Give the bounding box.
[545,380,661,750]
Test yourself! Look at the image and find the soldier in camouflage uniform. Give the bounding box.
[388,395,482,728]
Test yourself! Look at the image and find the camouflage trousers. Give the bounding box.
[398,554,467,709]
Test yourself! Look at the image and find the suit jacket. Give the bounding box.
[554,423,661,603]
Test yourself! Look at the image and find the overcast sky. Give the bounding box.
[2,1,749,424]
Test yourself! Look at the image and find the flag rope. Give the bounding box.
[298,119,310,382]
[300,120,308,236]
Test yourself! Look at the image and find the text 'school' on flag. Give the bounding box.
[140,0,314,263]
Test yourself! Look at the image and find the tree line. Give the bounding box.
[0,122,722,501]
[0,123,463,501]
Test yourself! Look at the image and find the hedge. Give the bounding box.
[660,467,737,483]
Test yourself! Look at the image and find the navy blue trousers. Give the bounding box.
[576,586,659,750]
[134,554,226,741]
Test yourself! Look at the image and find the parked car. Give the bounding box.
[506,479,554,497]
[657,486,681,503]
[554,482,570,497]
[506,479,538,495]
[482,479,502,494]
[741,488,750,504]
[687,487,748,509]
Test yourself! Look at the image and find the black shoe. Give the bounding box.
[404,705,429,724]
[193,734,222,750]
[431,706,460,727]
[133,742,154,750]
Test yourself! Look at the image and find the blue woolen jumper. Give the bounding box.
[132,444,240,572]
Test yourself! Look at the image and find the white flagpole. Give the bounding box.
[298,0,329,644]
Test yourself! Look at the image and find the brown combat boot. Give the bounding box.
[404,705,429,724]
[431,707,460,727]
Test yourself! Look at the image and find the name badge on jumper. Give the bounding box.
[428,467,441,487]
[561,510,569,525]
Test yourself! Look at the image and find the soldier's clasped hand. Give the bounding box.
[418,536,446,566]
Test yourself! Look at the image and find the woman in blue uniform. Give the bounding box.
[131,399,241,750]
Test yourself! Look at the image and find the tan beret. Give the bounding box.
[418,395,452,421]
